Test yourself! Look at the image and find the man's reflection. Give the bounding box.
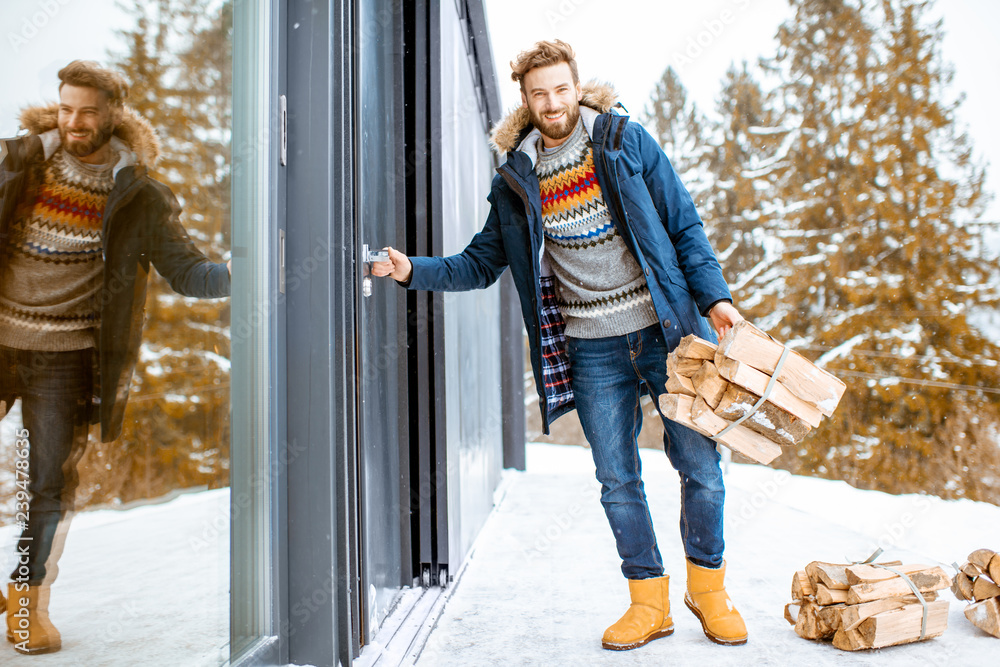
[0,60,231,655]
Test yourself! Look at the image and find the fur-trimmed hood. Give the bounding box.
[489,80,619,155]
[18,102,161,168]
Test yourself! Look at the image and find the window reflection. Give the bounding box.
[0,0,231,661]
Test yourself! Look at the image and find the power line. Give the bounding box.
[827,369,1000,395]
[795,344,998,368]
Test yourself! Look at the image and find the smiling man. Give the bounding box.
[372,40,746,651]
[0,61,230,655]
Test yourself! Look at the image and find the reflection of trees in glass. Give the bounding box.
[73,0,233,510]
[647,0,1000,503]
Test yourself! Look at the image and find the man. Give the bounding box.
[0,61,230,655]
[373,40,747,650]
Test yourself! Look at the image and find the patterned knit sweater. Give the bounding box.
[0,148,112,351]
[537,119,658,339]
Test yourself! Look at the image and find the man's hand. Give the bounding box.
[370,246,412,283]
[708,301,743,338]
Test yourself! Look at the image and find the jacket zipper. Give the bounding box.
[600,116,632,243]
[498,164,542,278]
[499,161,551,419]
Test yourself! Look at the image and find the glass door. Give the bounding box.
[354,0,409,645]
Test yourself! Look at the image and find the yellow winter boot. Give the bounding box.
[602,575,674,650]
[0,586,5,615]
[684,560,747,645]
[6,584,62,654]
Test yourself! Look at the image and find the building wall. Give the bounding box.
[439,0,505,575]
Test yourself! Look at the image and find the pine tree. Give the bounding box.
[645,67,709,187]
[702,63,786,281]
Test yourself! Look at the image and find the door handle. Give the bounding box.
[363,245,390,263]
[361,244,388,298]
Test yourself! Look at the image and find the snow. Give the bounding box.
[417,443,999,666]
[0,490,228,666]
[815,333,867,367]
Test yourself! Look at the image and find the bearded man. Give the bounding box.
[373,40,748,650]
[0,60,230,655]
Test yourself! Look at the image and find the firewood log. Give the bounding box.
[972,576,1000,601]
[715,356,823,428]
[839,593,939,633]
[961,561,983,578]
[965,597,1000,638]
[846,566,950,604]
[969,549,998,573]
[846,563,938,585]
[667,351,704,378]
[853,600,950,649]
[717,321,846,414]
[805,562,851,591]
[665,373,697,398]
[688,396,783,465]
[674,334,717,361]
[791,570,814,600]
[952,571,974,601]
[714,383,812,446]
[691,361,729,409]
[816,584,849,606]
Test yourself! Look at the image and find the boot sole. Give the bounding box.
[684,595,747,646]
[601,625,674,651]
[7,630,62,654]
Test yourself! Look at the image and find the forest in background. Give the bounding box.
[73,0,233,511]
[642,0,1000,503]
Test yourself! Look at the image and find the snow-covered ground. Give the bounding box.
[0,442,996,666]
[0,489,228,666]
[417,443,1000,666]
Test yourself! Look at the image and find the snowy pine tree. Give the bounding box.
[651,0,1000,502]
[645,67,710,191]
[703,64,786,280]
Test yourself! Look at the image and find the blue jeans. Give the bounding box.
[2,346,92,585]
[566,324,724,579]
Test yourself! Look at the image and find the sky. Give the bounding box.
[2,0,997,219]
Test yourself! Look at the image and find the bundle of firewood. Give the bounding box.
[659,321,846,464]
[784,560,951,650]
[952,548,1000,638]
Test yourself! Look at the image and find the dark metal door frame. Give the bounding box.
[351,0,412,651]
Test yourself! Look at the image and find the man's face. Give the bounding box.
[58,84,118,161]
[520,62,582,148]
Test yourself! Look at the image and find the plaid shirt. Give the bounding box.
[539,275,574,414]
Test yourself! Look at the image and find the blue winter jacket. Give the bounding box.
[408,85,732,433]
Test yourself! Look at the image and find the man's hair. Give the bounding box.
[510,40,579,92]
[58,60,129,107]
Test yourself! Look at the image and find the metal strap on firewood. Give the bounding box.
[853,548,931,640]
[712,345,792,443]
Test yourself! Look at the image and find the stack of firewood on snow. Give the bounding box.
[785,559,952,650]
[952,548,1000,638]
[659,321,846,464]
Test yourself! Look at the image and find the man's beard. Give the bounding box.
[529,102,581,143]
[60,119,115,159]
